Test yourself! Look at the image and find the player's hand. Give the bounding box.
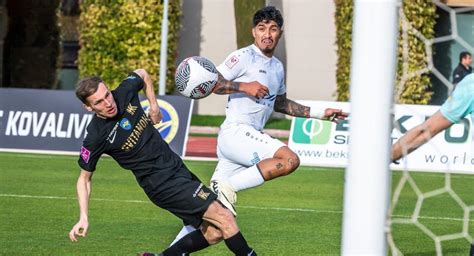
[148,107,162,125]
[69,219,89,242]
[240,81,269,99]
[324,108,349,123]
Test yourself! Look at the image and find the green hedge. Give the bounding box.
[396,1,436,104]
[234,0,265,48]
[335,1,436,104]
[78,0,181,92]
[334,0,353,102]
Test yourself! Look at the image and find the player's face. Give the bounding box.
[464,55,472,65]
[84,82,118,119]
[252,20,282,57]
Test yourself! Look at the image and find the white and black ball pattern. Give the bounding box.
[175,56,218,99]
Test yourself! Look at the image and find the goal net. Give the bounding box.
[343,0,473,255]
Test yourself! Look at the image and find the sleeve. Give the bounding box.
[452,68,462,84]
[440,77,473,123]
[77,130,105,172]
[216,49,250,81]
[114,72,144,96]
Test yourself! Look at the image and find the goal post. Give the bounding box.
[341,0,399,254]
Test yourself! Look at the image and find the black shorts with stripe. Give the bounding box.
[138,164,217,228]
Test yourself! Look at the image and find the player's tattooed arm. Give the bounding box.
[274,93,310,117]
[275,94,349,121]
[212,73,241,94]
[213,73,269,98]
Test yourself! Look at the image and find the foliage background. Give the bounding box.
[234,0,265,48]
[78,0,181,92]
[335,1,436,104]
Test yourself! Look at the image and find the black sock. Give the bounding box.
[224,231,256,256]
[161,230,210,255]
[470,242,473,256]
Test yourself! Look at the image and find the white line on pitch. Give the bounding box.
[1,193,473,223]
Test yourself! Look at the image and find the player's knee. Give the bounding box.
[215,205,239,237]
[284,153,300,175]
[203,226,223,245]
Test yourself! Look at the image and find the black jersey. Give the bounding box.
[452,63,472,85]
[78,72,182,186]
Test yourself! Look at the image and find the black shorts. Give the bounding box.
[140,164,217,228]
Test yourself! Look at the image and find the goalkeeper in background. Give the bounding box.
[391,73,473,255]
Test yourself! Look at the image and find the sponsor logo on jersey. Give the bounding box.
[107,122,119,143]
[256,94,276,107]
[225,55,239,69]
[80,146,91,163]
[126,104,138,115]
[125,75,137,80]
[119,118,132,130]
[259,69,267,74]
[140,99,179,143]
[121,115,148,151]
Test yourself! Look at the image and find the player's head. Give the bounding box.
[76,76,118,119]
[459,51,472,65]
[252,6,283,57]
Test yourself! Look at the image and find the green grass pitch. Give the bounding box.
[0,152,472,255]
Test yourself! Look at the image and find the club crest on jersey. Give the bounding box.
[126,104,138,115]
[197,189,210,200]
[80,146,91,163]
[193,183,210,200]
[225,55,239,69]
[120,118,132,130]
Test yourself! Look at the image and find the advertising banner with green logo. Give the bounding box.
[0,88,192,157]
[289,100,473,174]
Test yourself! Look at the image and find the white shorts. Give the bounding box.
[211,123,286,181]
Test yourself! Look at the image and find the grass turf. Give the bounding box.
[0,152,472,255]
[191,114,292,130]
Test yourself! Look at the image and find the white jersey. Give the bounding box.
[217,44,286,131]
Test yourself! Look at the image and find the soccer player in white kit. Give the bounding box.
[170,6,348,248]
[209,6,347,215]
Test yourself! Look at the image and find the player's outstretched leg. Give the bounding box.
[169,225,197,246]
[253,146,300,181]
[222,145,300,191]
[155,202,254,255]
[202,201,256,255]
[210,146,300,216]
[160,222,223,255]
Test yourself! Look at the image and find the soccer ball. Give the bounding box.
[175,56,218,99]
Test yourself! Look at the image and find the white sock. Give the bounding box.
[228,165,265,192]
[170,225,196,246]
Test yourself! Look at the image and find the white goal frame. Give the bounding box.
[341,0,399,254]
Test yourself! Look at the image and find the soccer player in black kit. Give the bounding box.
[68,69,256,256]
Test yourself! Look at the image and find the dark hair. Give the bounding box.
[459,51,471,62]
[253,6,283,28]
[75,76,103,104]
